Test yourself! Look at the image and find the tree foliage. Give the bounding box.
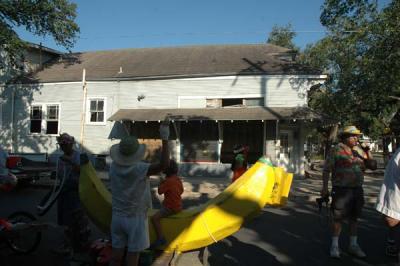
[267,23,298,51]
[301,0,400,139]
[0,0,79,68]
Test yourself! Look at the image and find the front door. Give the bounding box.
[278,130,293,172]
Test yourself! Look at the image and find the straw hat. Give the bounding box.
[339,125,362,136]
[110,136,146,166]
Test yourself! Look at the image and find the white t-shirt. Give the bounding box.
[376,148,400,220]
[110,161,151,217]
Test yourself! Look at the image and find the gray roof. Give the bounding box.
[23,44,321,83]
[108,106,330,122]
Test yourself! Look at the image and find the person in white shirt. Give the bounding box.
[109,118,170,266]
[376,147,400,257]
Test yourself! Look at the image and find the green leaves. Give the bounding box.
[0,0,79,69]
[302,0,400,139]
[267,23,298,51]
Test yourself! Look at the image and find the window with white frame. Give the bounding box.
[30,104,60,134]
[87,98,106,124]
[46,105,59,134]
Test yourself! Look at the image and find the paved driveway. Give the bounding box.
[0,170,398,266]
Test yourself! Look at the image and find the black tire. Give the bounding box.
[6,211,42,254]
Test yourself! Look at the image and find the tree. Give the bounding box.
[267,23,298,51]
[0,0,80,69]
[301,0,400,140]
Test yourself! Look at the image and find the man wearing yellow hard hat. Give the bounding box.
[321,125,376,259]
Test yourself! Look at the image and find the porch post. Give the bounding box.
[275,120,280,162]
[298,120,306,176]
[217,121,223,163]
[262,120,266,155]
[172,121,180,163]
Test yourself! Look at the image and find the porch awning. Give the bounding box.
[108,106,330,122]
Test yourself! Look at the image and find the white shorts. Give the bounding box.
[111,213,150,252]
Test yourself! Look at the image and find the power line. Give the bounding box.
[78,30,330,40]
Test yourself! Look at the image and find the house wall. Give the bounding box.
[0,74,322,175]
[0,49,57,85]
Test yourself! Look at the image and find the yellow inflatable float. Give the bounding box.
[79,157,293,253]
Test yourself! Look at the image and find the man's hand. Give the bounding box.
[360,142,370,151]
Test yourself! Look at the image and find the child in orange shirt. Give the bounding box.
[150,160,183,249]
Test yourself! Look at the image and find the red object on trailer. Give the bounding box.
[6,156,21,169]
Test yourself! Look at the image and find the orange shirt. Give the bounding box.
[232,167,246,183]
[158,175,184,212]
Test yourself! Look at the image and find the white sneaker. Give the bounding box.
[330,245,340,258]
[348,244,366,258]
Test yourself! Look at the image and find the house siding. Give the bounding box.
[0,74,323,175]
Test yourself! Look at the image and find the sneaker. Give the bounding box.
[149,237,166,250]
[385,241,398,257]
[330,245,340,258]
[348,244,366,258]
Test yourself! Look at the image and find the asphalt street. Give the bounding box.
[0,170,398,266]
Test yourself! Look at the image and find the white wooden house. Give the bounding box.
[0,44,327,177]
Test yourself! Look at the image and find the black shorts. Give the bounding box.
[331,186,364,221]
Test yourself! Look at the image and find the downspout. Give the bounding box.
[79,69,87,151]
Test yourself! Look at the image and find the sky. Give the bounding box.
[15,0,337,53]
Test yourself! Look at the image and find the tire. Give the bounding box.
[6,211,42,254]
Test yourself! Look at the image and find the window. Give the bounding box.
[46,105,59,134]
[206,97,264,108]
[222,98,242,107]
[244,98,264,106]
[30,104,60,134]
[87,98,106,124]
[30,105,42,133]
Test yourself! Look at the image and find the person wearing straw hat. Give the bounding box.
[109,119,170,266]
[321,125,375,259]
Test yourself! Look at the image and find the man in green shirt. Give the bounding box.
[322,125,375,259]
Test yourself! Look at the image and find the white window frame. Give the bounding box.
[29,102,61,136]
[86,97,107,125]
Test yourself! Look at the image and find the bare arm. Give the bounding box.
[147,139,170,176]
[147,118,170,176]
